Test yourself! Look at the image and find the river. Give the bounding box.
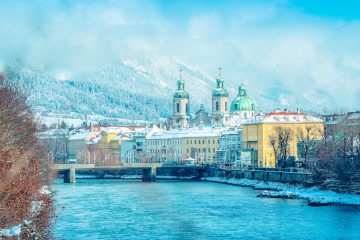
[52,179,360,240]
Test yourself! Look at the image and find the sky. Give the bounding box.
[0,0,359,111]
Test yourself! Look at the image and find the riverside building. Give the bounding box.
[242,110,324,168]
[146,127,225,164]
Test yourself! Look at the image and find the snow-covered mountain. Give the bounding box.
[3,58,337,121]
[4,58,217,120]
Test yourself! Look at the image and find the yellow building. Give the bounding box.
[242,110,324,168]
[182,130,222,163]
[98,127,131,163]
[146,127,224,164]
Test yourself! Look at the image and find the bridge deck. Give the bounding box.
[52,163,207,171]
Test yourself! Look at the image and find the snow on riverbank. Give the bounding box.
[157,176,197,180]
[202,177,360,206]
[0,224,21,237]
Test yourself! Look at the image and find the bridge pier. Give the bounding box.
[64,168,76,184]
[142,167,157,182]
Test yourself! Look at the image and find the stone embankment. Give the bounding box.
[205,167,312,184]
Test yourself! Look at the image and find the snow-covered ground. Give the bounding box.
[0,224,21,238]
[202,177,360,206]
[157,175,198,180]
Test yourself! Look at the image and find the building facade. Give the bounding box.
[146,127,224,164]
[216,129,243,166]
[242,110,324,168]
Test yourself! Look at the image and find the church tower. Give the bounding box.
[172,69,190,128]
[211,68,230,126]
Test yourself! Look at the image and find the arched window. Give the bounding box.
[176,103,180,113]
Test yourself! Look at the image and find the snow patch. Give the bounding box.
[203,177,360,206]
[0,224,21,237]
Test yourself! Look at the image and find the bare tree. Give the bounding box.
[310,120,360,194]
[296,126,323,165]
[269,126,293,168]
[0,75,53,239]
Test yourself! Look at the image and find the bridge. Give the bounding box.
[52,163,207,183]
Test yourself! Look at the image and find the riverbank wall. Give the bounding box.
[205,167,312,184]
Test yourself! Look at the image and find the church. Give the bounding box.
[167,69,255,128]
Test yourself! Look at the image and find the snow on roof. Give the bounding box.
[38,129,69,139]
[148,127,225,140]
[348,112,360,120]
[68,131,94,141]
[221,129,242,136]
[86,136,101,144]
[112,134,131,141]
[243,112,323,125]
[101,126,130,134]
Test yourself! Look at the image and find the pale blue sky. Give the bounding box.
[0,0,359,110]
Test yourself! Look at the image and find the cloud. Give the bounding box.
[0,0,359,110]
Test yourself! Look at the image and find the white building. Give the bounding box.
[216,129,243,166]
[120,125,164,163]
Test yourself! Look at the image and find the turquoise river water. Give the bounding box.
[52,180,360,240]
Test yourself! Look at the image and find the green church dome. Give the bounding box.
[230,83,254,112]
[173,78,189,99]
[212,77,229,97]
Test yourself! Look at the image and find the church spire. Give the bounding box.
[216,67,224,88]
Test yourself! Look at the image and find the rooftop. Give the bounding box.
[244,111,323,125]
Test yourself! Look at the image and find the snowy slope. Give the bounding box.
[3,58,336,120]
[4,58,215,120]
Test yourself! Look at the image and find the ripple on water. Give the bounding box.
[52,180,360,240]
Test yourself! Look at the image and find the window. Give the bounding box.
[202,140,205,144]
[195,140,197,144]
[225,101,228,111]
[269,153,272,157]
[216,101,219,111]
[244,112,248,119]
[176,103,180,113]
